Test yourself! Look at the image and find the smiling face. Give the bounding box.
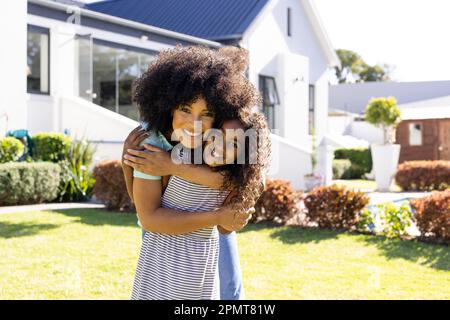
[172,96,215,149]
[204,119,246,167]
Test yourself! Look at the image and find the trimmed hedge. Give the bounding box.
[0,137,24,163]
[334,147,372,179]
[411,190,450,242]
[0,162,61,206]
[93,160,134,212]
[395,160,450,191]
[332,159,352,179]
[32,132,72,162]
[304,184,370,230]
[253,179,301,224]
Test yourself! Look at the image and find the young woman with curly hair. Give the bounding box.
[121,45,271,300]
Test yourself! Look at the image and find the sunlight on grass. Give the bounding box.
[0,210,448,299]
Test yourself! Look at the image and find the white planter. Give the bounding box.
[370,144,401,191]
[304,174,324,192]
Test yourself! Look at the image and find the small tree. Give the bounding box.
[364,96,401,144]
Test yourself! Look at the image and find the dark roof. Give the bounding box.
[87,0,269,41]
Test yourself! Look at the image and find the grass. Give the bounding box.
[0,209,449,299]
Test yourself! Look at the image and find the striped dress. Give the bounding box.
[131,175,230,300]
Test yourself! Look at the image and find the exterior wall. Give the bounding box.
[330,80,450,114]
[395,119,450,162]
[313,71,330,142]
[349,121,384,144]
[276,52,309,145]
[0,0,28,135]
[243,0,331,147]
[327,115,353,136]
[59,96,138,164]
[26,94,54,134]
[268,134,312,190]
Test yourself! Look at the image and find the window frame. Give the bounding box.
[27,24,50,95]
[259,75,280,130]
[287,7,292,37]
[308,84,315,135]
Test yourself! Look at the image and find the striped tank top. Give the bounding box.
[131,175,230,300]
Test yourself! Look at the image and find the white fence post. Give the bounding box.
[317,144,335,186]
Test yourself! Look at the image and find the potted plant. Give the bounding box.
[304,128,324,191]
[364,96,401,191]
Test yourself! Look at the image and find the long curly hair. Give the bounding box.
[133,45,259,136]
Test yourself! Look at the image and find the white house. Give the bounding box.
[0,0,340,190]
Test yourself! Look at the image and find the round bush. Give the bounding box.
[304,184,370,230]
[411,190,450,242]
[32,133,72,162]
[0,137,24,163]
[0,162,61,205]
[253,179,301,224]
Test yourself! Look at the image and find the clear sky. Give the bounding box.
[314,0,450,82]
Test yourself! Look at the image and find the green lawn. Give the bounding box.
[0,209,449,299]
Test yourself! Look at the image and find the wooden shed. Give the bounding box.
[395,98,450,163]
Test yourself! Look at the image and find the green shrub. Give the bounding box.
[304,184,370,230]
[0,137,25,163]
[57,139,97,202]
[332,159,352,179]
[359,202,414,238]
[32,132,72,162]
[0,162,61,205]
[334,147,372,179]
[364,96,401,144]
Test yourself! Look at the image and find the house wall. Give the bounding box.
[242,0,332,147]
[24,8,190,139]
[0,0,28,135]
[330,80,450,114]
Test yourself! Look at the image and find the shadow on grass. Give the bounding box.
[50,208,138,228]
[359,236,450,271]
[0,221,59,239]
[244,222,449,271]
[242,222,340,244]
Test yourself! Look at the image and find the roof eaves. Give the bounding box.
[29,0,223,48]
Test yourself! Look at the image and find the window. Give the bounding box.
[87,41,156,121]
[287,8,292,37]
[259,75,280,130]
[27,25,50,94]
[408,122,423,146]
[308,85,315,135]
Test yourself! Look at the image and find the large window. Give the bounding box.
[80,41,156,121]
[259,75,280,130]
[308,85,315,134]
[27,25,50,94]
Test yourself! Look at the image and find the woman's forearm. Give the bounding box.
[172,164,224,189]
[122,164,135,202]
[138,207,221,235]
